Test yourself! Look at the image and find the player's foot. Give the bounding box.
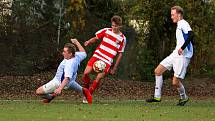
[42,93,56,103]
[176,98,189,106]
[83,88,92,104]
[146,97,161,102]
[82,97,88,104]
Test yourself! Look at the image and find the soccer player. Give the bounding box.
[146,6,194,106]
[82,15,126,103]
[36,39,92,104]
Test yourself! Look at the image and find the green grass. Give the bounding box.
[0,99,215,121]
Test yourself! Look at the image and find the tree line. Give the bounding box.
[0,0,214,80]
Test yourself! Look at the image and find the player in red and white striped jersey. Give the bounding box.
[82,16,126,102]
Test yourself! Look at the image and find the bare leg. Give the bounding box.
[172,77,188,99]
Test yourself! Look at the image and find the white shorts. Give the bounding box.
[42,79,61,94]
[42,79,79,94]
[160,54,190,79]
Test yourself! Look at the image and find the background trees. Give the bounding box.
[0,0,214,80]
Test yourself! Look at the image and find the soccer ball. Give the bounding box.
[93,60,106,73]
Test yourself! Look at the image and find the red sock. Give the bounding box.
[82,74,91,89]
[89,80,99,94]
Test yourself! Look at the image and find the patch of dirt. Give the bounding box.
[0,72,214,101]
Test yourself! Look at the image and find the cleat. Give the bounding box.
[82,97,88,104]
[146,97,161,102]
[83,88,92,104]
[177,98,189,106]
[41,93,56,103]
[42,98,51,103]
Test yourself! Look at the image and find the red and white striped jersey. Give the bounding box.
[93,28,126,66]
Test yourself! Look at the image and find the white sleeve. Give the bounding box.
[75,52,87,62]
[179,21,192,34]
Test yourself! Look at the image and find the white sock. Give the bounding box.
[177,84,188,99]
[154,75,163,98]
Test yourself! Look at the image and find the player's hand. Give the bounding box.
[54,88,62,95]
[84,41,90,46]
[70,38,78,44]
[178,48,183,55]
[109,68,117,75]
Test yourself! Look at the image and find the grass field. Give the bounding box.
[0,99,215,121]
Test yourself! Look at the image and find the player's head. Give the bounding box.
[63,43,76,59]
[111,15,122,33]
[171,6,183,23]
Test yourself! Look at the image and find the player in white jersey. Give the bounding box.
[36,39,92,104]
[146,6,194,106]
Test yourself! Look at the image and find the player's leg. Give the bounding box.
[82,66,93,89]
[88,63,110,94]
[82,57,97,89]
[146,55,174,102]
[35,80,59,103]
[89,72,106,94]
[172,77,189,106]
[82,65,93,104]
[173,57,190,106]
[68,81,92,104]
[154,64,168,99]
[82,57,97,103]
[146,64,167,102]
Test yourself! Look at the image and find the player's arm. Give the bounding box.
[178,31,194,55]
[110,53,123,75]
[54,77,70,95]
[71,38,87,62]
[181,31,194,50]
[85,28,107,46]
[71,38,85,52]
[84,37,99,46]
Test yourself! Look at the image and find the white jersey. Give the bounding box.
[53,52,87,82]
[172,19,193,58]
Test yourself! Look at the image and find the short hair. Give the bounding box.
[171,6,184,16]
[111,15,122,26]
[64,43,76,55]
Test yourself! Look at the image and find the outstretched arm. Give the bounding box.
[71,38,85,52]
[84,37,99,46]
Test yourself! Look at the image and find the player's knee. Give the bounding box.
[84,69,91,75]
[172,81,177,87]
[83,71,88,75]
[84,66,93,75]
[172,81,180,88]
[94,79,101,83]
[154,69,162,76]
[35,89,40,95]
[36,87,43,95]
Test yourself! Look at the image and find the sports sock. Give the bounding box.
[154,75,163,98]
[42,93,55,99]
[82,74,91,89]
[89,80,99,94]
[177,83,188,99]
